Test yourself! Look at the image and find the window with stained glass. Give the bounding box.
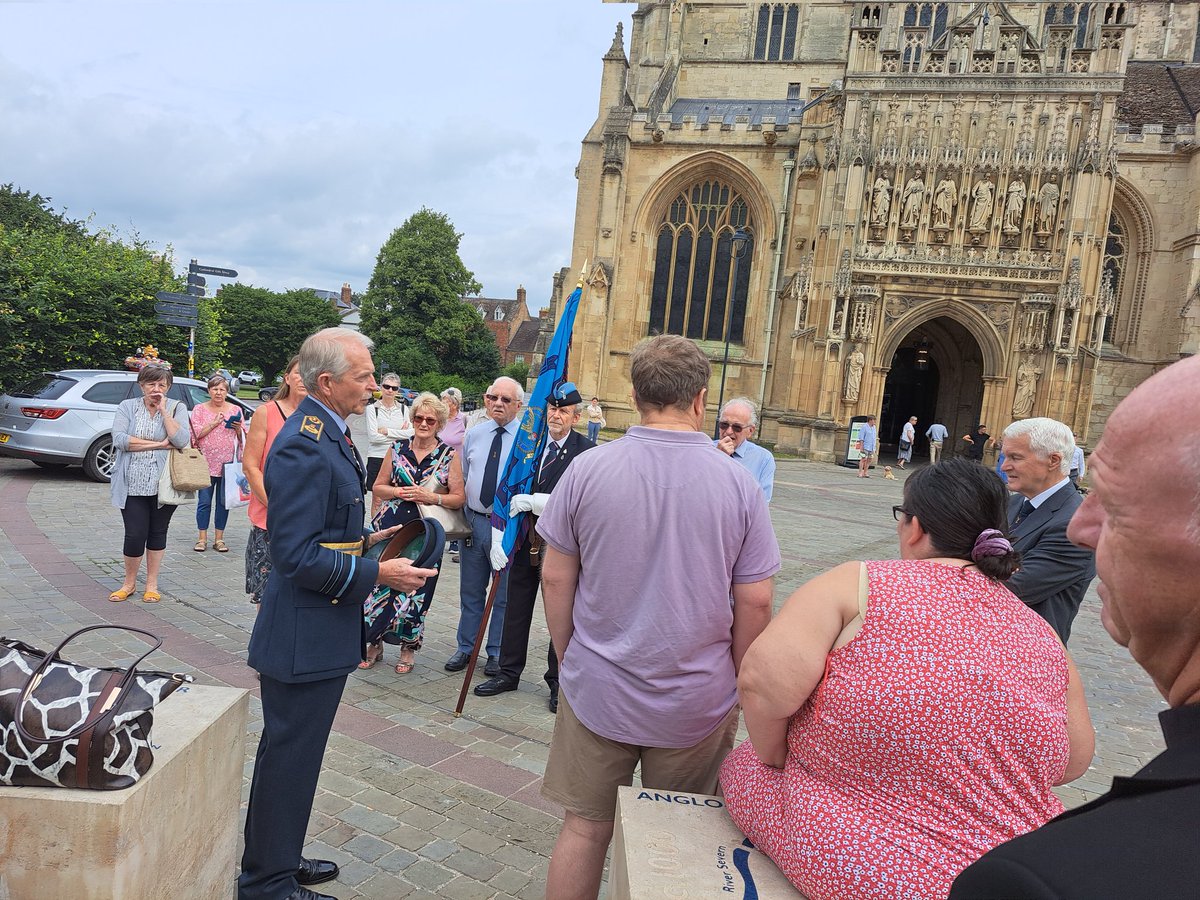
[648,181,754,343]
[1102,211,1126,343]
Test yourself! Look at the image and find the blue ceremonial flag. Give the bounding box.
[489,280,583,563]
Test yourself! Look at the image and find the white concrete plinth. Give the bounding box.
[0,683,249,900]
[610,786,805,899]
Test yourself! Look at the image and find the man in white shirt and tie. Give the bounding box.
[446,376,524,675]
[999,417,1095,642]
[474,382,595,710]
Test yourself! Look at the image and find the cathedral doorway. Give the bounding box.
[880,316,984,460]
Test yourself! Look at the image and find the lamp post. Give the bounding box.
[714,227,751,438]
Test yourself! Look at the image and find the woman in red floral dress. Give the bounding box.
[720,458,1095,900]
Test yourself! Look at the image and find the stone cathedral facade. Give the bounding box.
[559,0,1200,459]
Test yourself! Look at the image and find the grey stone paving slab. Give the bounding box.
[0,450,1169,898]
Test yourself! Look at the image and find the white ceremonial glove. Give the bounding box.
[489,526,508,572]
[509,492,550,517]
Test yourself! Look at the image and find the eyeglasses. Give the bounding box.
[485,393,516,405]
[412,415,438,426]
[381,384,400,391]
[892,506,910,521]
[717,421,746,433]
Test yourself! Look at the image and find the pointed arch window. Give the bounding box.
[648,180,754,343]
[1102,211,1127,343]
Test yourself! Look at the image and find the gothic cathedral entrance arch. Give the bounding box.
[881,317,984,460]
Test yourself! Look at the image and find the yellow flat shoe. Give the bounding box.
[141,590,162,603]
[108,588,134,602]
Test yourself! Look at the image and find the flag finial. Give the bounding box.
[576,258,589,289]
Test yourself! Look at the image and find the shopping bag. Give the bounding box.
[223,457,252,509]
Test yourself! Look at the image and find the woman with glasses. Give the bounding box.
[190,374,245,552]
[365,373,413,505]
[719,458,1094,900]
[437,387,467,454]
[361,392,466,674]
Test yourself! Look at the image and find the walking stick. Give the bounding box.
[454,568,504,717]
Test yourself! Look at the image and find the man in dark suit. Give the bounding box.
[999,417,1095,643]
[474,382,595,710]
[950,354,1200,899]
[239,329,436,900]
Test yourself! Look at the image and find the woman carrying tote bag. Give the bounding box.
[109,365,192,603]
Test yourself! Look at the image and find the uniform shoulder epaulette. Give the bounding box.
[299,416,324,441]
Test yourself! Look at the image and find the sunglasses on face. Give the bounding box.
[717,421,746,433]
[381,384,400,391]
[485,393,516,404]
[412,415,438,426]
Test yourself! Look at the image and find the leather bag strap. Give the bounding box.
[14,625,163,745]
[73,670,125,789]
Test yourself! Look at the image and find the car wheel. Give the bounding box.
[83,436,116,483]
[259,389,274,401]
[33,461,70,470]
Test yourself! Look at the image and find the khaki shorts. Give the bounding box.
[541,690,740,822]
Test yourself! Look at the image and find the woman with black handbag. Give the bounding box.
[109,365,191,602]
[362,392,466,674]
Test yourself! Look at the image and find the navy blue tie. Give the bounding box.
[1013,498,1035,527]
[479,426,504,510]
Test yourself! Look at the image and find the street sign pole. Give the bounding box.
[189,328,195,378]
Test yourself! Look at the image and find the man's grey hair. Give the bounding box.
[298,328,374,392]
[719,397,759,428]
[491,376,525,404]
[1003,417,1075,475]
[440,386,463,405]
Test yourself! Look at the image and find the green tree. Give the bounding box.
[0,223,178,391]
[0,183,87,239]
[360,207,500,385]
[217,283,341,385]
[501,360,530,387]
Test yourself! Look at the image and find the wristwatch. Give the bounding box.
[436,495,443,506]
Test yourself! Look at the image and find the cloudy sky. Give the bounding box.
[3,0,630,308]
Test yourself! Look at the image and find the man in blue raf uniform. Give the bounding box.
[239,328,436,900]
[474,382,595,709]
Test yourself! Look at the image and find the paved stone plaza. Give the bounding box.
[0,445,1167,899]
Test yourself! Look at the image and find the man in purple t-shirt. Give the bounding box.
[536,334,780,900]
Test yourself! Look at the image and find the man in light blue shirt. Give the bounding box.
[857,415,877,478]
[447,376,524,676]
[926,421,949,463]
[714,397,776,501]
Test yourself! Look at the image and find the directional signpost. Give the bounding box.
[154,259,239,377]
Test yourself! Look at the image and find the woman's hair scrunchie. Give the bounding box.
[971,528,1013,563]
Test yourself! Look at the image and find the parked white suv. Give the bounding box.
[0,370,254,482]
[238,370,262,386]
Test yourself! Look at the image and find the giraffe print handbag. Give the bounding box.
[0,625,192,790]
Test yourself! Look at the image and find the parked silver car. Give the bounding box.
[0,370,254,482]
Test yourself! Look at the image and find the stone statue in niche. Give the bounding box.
[1003,179,1026,232]
[900,175,926,228]
[969,179,995,231]
[1036,177,1060,233]
[1012,357,1042,418]
[871,176,891,225]
[844,347,865,402]
[932,178,957,229]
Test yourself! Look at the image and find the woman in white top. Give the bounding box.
[365,373,412,503]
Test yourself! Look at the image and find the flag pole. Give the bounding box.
[454,569,505,717]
